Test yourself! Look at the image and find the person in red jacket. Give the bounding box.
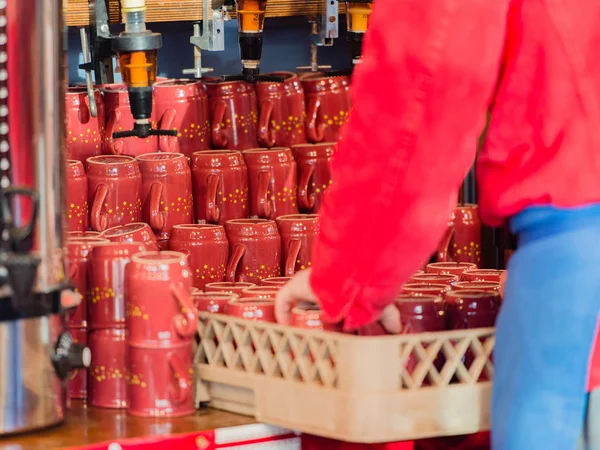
[275,0,600,448]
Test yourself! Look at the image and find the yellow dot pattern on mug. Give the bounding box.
[89,286,122,304]
[160,194,194,218]
[92,364,126,383]
[127,372,147,388]
[174,119,210,144]
[245,263,281,281]
[109,198,142,222]
[273,185,298,208]
[197,262,227,282]
[452,241,481,262]
[67,127,103,152]
[226,111,258,134]
[68,201,89,225]
[311,179,333,196]
[127,303,149,320]
[271,112,305,140]
[296,258,312,272]
[323,110,348,128]
[220,187,248,209]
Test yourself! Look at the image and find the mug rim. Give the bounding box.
[225,218,275,226]
[445,289,500,300]
[396,293,443,303]
[276,214,319,222]
[172,224,223,231]
[136,152,186,162]
[66,237,109,244]
[86,155,136,165]
[102,222,148,237]
[131,250,186,264]
[242,147,291,154]
[192,150,241,156]
[205,281,257,289]
[228,298,275,307]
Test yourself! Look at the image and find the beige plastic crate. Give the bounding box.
[194,313,494,443]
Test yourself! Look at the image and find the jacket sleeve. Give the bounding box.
[310,0,511,331]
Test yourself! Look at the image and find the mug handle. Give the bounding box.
[80,94,91,124]
[205,174,221,224]
[258,100,276,147]
[306,98,324,143]
[148,182,165,233]
[297,163,315,211]
[211,100,228,149]
[104,110,124,155]
[170,283,198,338]
[158,108,177,152]
[256,170,272,219]
[284,239,302,277]
[226,243,246,282]
[436,227,455,262]
[90,184,109,231]
[168,353,192,405]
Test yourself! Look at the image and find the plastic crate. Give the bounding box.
[194,313,495,443]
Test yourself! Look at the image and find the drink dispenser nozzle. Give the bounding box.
[345,1,373,65]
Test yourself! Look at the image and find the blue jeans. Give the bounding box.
[492,206,600,449]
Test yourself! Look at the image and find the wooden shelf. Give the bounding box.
[65,1,346,27]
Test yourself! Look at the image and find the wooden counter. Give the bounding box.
[0,402,254,450]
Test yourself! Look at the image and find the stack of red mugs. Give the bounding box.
[125,251,197,417]
[86,241,147,409]
[64,236,109,400]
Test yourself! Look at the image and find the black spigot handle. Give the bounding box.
[323,69,353,77]
[0,186,39,252]
[112,129,178,139]
[220,73,286,84]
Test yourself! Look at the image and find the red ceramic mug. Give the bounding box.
[101,222,159,251]
[291,305,322,330]
[127,341,195,417]
[260,277,292,287]
[68,326,89,400]
[65,237,110,327]
[410,273,459,286]
[65,87,105,162]
[89,241,147,329]
[66,160,89,232]
[426,262,477,278]
[256,72,307,148]
[396,294,447,377]
[137,152,194,240]
[437,204,482,266]
[227,298,276,322]
[301,74,351,143]
[401,283,450,298]
[461,269,505,283]
[168,224,229,290]
[445,290,500,326]
[292,143,334,214]
[86,155,143,232]
[126,251,197,344]
[224,219,282,284]
[204,78,258,150]
[153,79,211,157]
[88,328,128,409]
[276,214,319,276]
[240,286,279,299]
[102,84,158,157]
[192,291,238,314]
[190,150,249,225]
[243,148,298,220]
[204,281,256,296]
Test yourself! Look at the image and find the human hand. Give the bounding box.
[275,268,317,325]
[275,268,402,334]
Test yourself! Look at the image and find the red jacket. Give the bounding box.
[310,0,600,330]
